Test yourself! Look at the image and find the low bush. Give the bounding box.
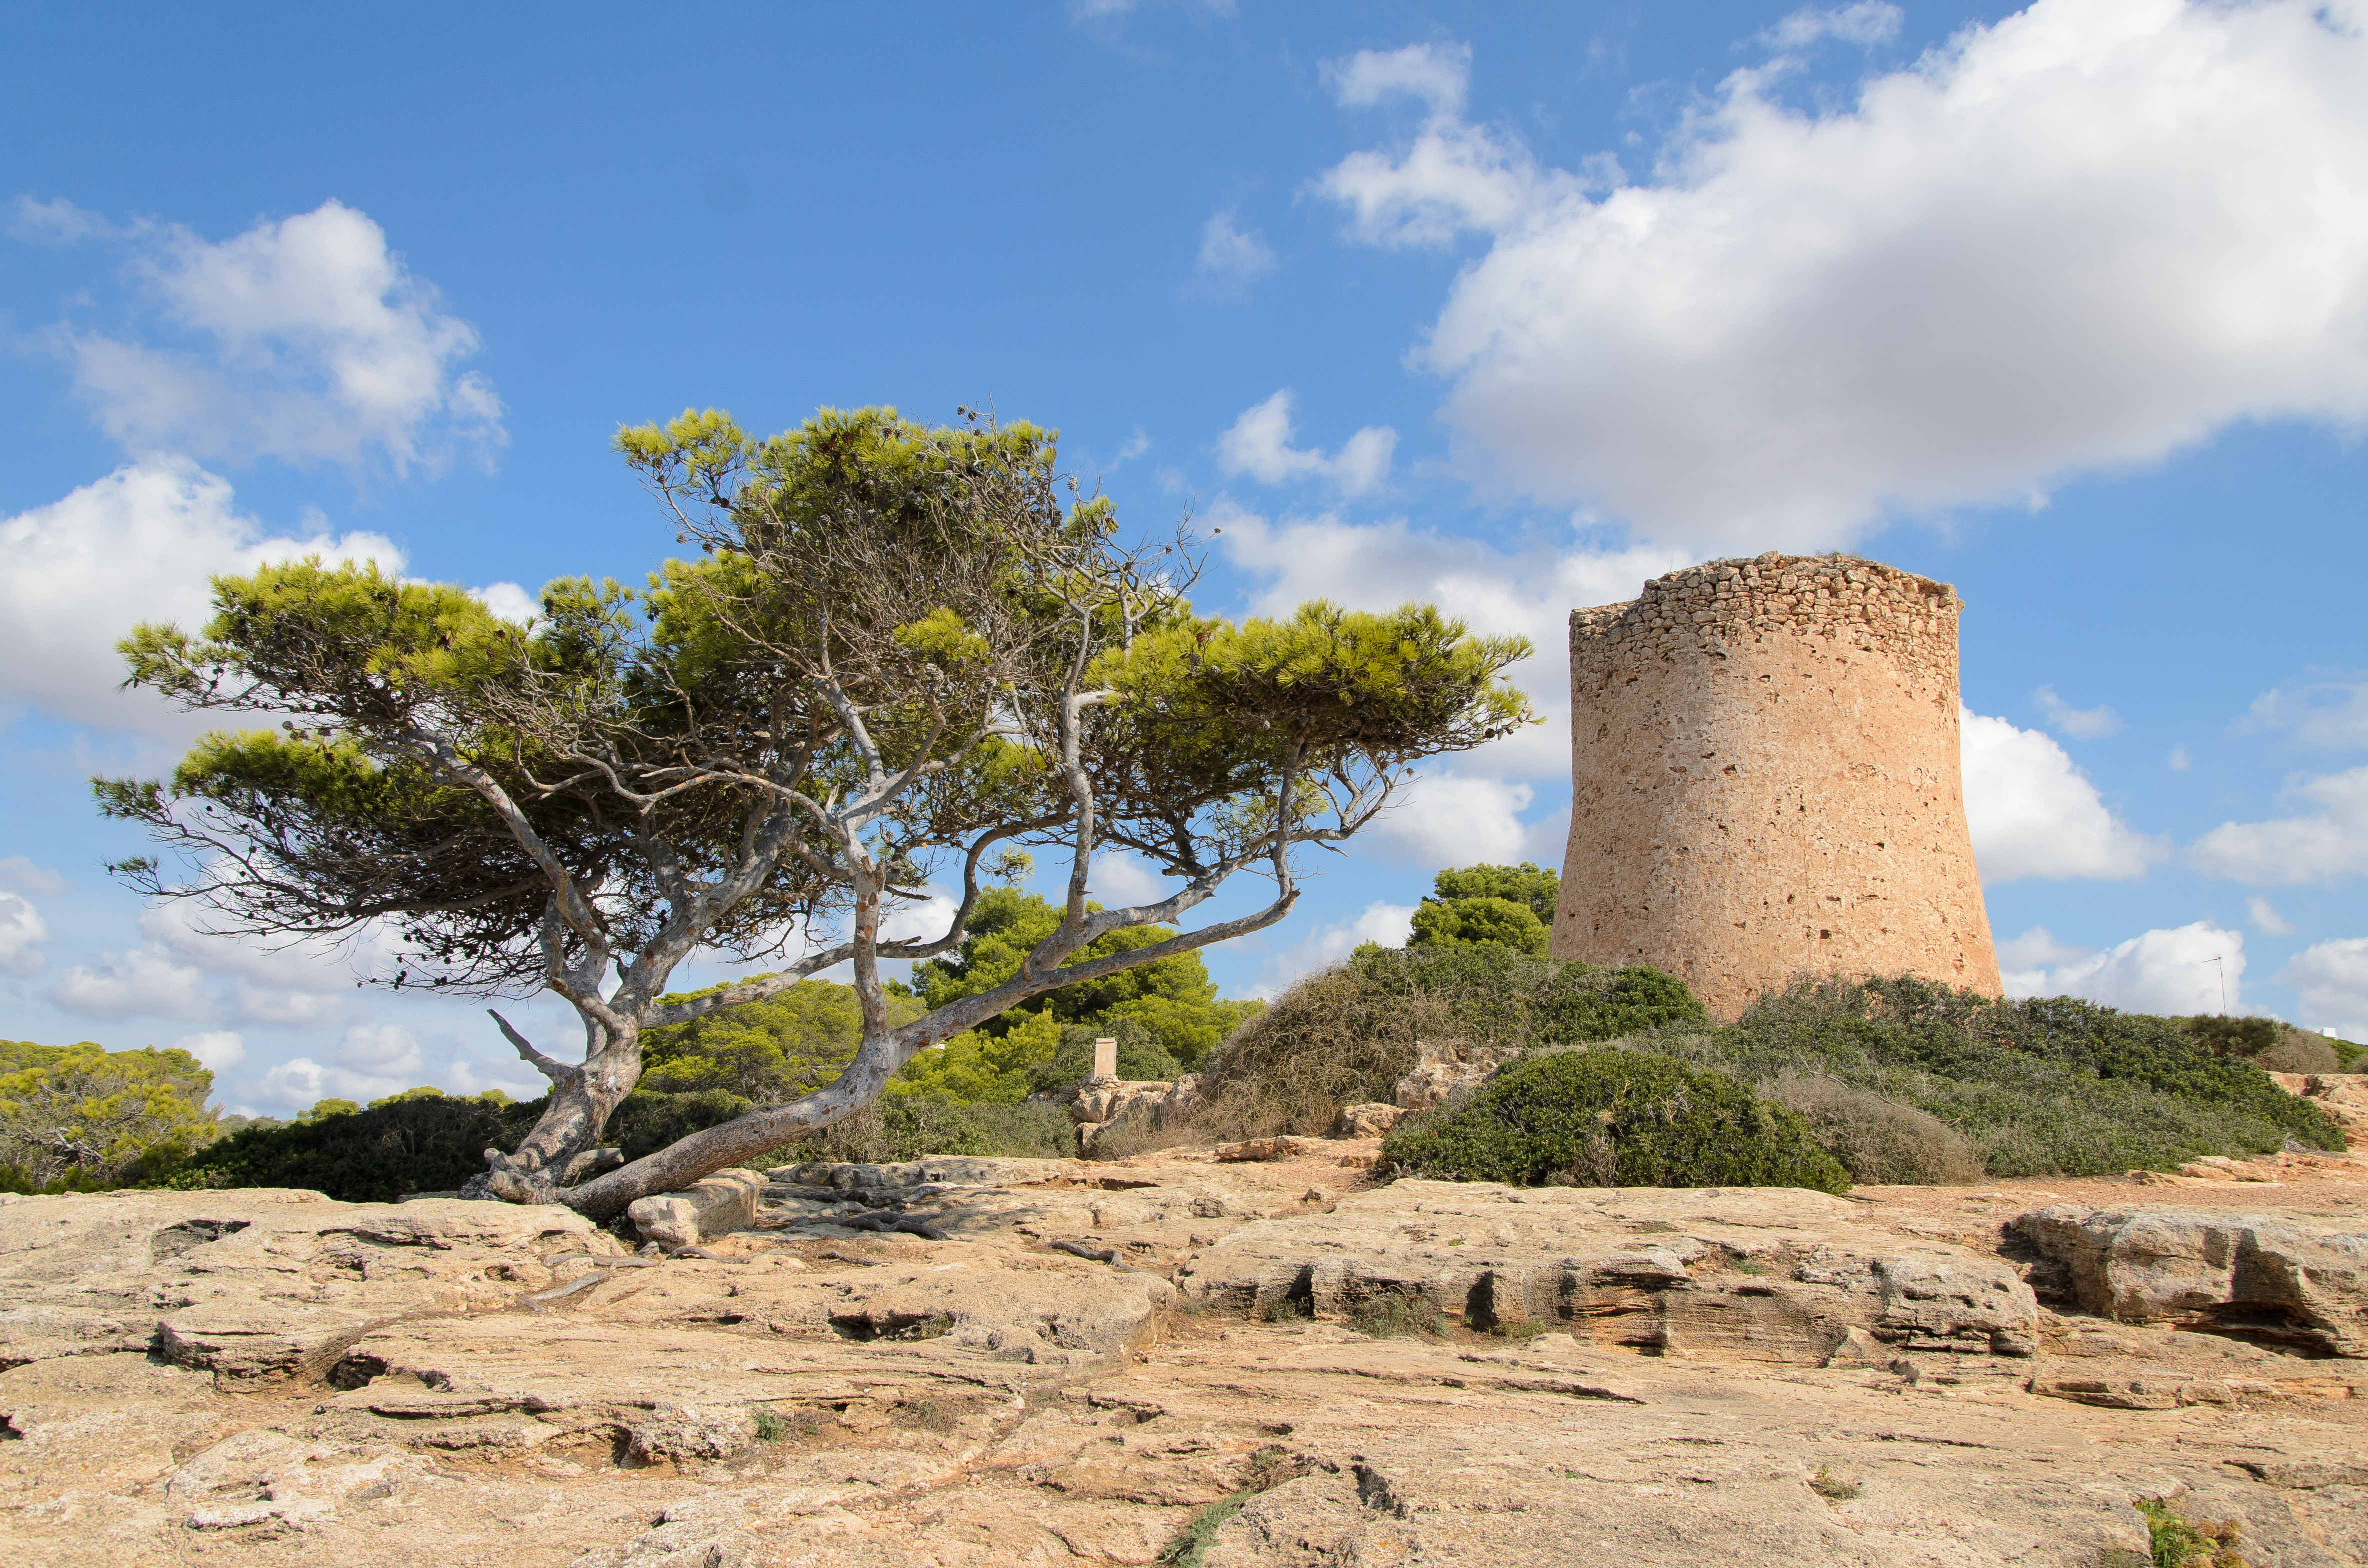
[1758,1072,1985,1185]
[1620,977,2342,1177]
[1194,945,1706,1139]
[1380,1049,1850,1194]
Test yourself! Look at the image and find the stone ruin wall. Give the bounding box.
[1549,552,2002,1018]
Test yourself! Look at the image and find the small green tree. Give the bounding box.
[0,1040,218,1189]
[101,406,1533,1217]
[1408,895,1548,955]
[639,976,924,1101]
[909,887,1258,1065]
[1430,861,1559,921]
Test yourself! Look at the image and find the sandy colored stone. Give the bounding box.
[629,1167,766,1249]
[1333,1103,1406,1138]
[1550,554,2001,1017]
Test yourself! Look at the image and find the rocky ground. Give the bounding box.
[4,1139,2366,1567]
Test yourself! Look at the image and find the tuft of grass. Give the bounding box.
[1159,1447,1303,1567]
[1350,1291,1448,1339]
[751,1407,820,1443]
[1255,1297,1308,1324]
[1808,1465,1860,1501]
[2136,1499,2248,1568]
[1486,1316,1553,1341]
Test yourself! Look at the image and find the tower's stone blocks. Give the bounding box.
[1550,553,2001,1018]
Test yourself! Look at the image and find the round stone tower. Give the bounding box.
[1550,553,2000,1018]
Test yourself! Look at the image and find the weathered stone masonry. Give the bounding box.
[1549,553,2002,1018]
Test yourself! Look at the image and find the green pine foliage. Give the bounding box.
[1429,861,1560,920]
[1409,895,1548,955]
[1380,1050,1850,1194]
[1406,862,1561,956]
[640,976,924,1101]
[908,888,1261,1068]
[0,1039,220,1192]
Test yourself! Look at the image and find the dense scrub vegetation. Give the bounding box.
[1381,1050,1850,1193]
[0,1039,218,1192]
[1192,942,1708,1140]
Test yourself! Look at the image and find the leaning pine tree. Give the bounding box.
[100,407,1534,1218]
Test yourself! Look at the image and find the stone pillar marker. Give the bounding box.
[1092,1037,1119,1080]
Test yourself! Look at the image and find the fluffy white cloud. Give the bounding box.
[2240,677,2368,749]
[1324,3,2368,548]
[254,1022,429,1109]
[0,459,404,736]
[1088,852,1169,908]
[174,1030,246,1070]
[1216,391,1396,497]
[471,582,538,626]
[48,944,208,1019]
[2248,896,2298,935]
[1961,706,2164,883]
[1196,210,1276,286]
[0,856,67,897]
[2034,686,2121,739]
[1252,901,1416,998]
[2008,920,2244,1014]
[2188,766,2368,885]
[1366,770,1539,869]
[1996,924,2090,994]
[0,893,50,977]
[58,199,504,473]
[2282,937,2368,1036]
[1316,45,1583,247]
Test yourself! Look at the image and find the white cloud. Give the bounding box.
[469,581,538,626]
[174,1030,246,1071]
[1324,41,1472,115]
[0,459,404,736]
[1089,852,1168,907]
[58,199,504,473]
[2169,745,2192,772]
[2248,896,2298,935]
[0,893,50,977]
[1366,770,1538,868]
[1216,391,1396,497]
[10,195,114,244]
[1252,900,1416,998]
[2034,685,2121,739]
[2188,766,2368,884]
[48,944,208,1019]
[1996,924,2090,973]
[1960,706,2163,883]
[2240,677,2368,749]
[2008,920,2244,1015]
[1763,1,1903,50]
[1195,210,1276,285]
[0,856,66,897]
[2282,937,2368,1037]
[1328,4,2368,549]
[335,1022,424,1078]
[1316,45,1578,248]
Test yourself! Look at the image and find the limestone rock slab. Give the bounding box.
[2010,1203,2368,1355]
[627,1167,764,1248]
[1180,1180,2038,1361]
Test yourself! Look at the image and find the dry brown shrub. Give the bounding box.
[2254,1026,2340,1075]
[1759,1072,1986,1185]
[1188,966,1450,1139]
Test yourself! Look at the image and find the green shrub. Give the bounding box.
[1430,861,1560,921]
[1622,977,2342,1177]
[1380,1050,1850,1194]
[1759,1072,1986,1185]
[1194,946,1704,1140]
[0,1040,219,1190]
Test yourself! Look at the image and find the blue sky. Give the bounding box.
[4,0,2367,1112]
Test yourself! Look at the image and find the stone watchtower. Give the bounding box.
[1550,553,2001,1018]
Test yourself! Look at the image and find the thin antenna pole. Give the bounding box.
[2202,955,2226,1015]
